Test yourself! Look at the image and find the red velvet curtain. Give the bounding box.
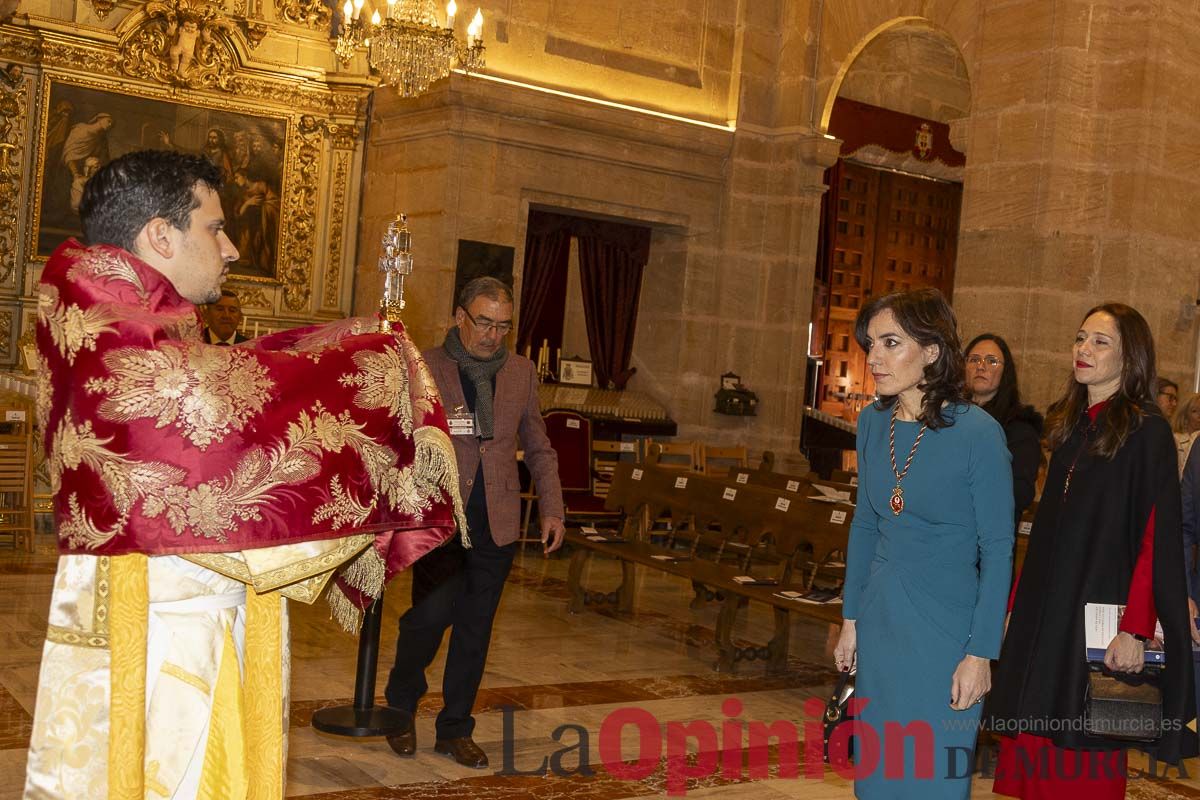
[518,209,651,389]
[576,234,647,390]
[516,213,571,359]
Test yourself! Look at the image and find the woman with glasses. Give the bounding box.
[965,334,1044,520]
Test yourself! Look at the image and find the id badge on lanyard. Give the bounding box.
[447,405,475,437]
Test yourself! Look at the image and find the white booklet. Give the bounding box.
[1083,602,1165,664]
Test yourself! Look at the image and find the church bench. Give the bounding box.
[564,459,851,672]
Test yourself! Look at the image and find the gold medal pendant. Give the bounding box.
[888,405,927,518]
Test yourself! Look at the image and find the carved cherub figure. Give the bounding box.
[167,16,201,76]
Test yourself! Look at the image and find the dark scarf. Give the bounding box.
[444,327,507,439]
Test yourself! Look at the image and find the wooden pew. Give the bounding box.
[564,457,851,672]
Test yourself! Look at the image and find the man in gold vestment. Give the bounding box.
[23,151,462,799]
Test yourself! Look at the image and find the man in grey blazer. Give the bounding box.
[384,276,565,768]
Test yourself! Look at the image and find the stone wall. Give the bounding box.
[357,1,839,468]
[952,0,1200,406]
[837,26,971,123]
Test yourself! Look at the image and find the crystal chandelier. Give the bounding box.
[334,0,485,97]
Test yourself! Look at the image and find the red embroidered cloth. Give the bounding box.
[37,240,462,615]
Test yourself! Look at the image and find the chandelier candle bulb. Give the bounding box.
[446,0,455,28]
[371,10,380,24]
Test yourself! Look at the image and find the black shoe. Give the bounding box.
[386,725,416,757]
[434,736,489,768]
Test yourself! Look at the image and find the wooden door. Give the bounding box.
[815,161,961,420]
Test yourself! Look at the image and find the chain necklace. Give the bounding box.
[888,403,929,515]
[1062,417,1099,500]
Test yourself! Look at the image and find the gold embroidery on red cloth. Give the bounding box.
[59,494,121,548]
[63,247,149,305]
[340,346,418,434]
[85,343,275,450]
[50,416,186,547]
[313,475,375,529]
[143,404,375,540]
[34,352,52,429]
[38,285,120,364]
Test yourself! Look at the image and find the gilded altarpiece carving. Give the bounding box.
[0,65,29,292]
[0,2,370,366]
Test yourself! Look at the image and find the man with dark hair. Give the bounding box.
[384,275,565,768]
[202,288,251,344]
[25,150,464,798]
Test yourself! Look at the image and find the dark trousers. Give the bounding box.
[384,520,516,739]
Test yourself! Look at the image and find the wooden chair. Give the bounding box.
[701,444,748,477]
[0,400,34,552]
[543,411,620,525]
[643,438,701,472]
[591,439,631,499]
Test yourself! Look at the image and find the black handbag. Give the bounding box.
[1083,665,1162,742]
[823,670,856,762]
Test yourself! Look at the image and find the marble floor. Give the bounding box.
[2,544,1200,799]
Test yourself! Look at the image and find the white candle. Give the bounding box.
[253,320,260,337]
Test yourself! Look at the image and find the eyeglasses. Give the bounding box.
[461,307,513,335]
[967,355,1003,368]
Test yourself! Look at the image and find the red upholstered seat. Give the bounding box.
[541,410,620,523]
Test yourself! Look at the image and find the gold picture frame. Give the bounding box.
[28,74,292,283]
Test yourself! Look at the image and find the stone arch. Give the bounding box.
[819,17,971,132]
[810,2,981,134]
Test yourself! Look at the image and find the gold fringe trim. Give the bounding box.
[325,583,362,633]
[325,545,386,633]
[414,425,469,548]
[340,543,387,598]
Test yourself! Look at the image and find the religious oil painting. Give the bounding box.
[32,78,288,280]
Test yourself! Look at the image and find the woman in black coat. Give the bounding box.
[986,303,1197,799]
[965,333,1044,519]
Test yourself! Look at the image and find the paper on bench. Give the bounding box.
[733,575,778,585]
[812,484,852,501]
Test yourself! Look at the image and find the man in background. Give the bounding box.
[202,287,251,344]
[384,276,565,769]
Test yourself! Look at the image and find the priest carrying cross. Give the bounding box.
[23,150,464,799]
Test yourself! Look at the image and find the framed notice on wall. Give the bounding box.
[559,357,593,387]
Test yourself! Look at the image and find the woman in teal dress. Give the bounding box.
[833,288,1014,799]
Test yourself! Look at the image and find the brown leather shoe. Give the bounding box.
[434,736,489,768]
[385,726,416,757]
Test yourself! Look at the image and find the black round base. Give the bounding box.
[311,704,412,737]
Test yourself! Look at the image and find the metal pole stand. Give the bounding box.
[311,591,411,737]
